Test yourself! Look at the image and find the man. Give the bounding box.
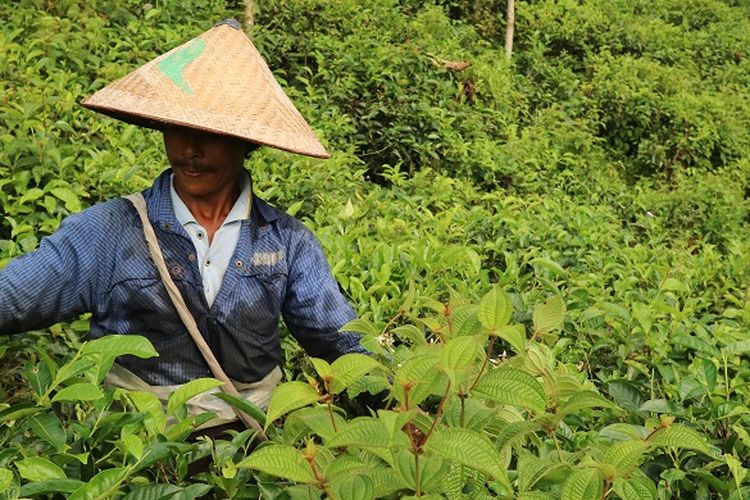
[0,19,364,425]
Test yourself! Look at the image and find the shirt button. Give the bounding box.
[205,260,211,266]
[196,232,204,239]
[188,253,196,261]
[234,259,243,268]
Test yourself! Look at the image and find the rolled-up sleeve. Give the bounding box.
[0,212,98,334]
[281,226,366,361]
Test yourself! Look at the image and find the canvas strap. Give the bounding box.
[124,193,266,439]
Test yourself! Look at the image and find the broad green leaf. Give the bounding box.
[723,340,750,356]
[68,468,127,500]
[530,257,566,276]
[50,187,82,212]
[472,368,547,414]
[533,296,566,336]
[51,382,103,403]
[120,434,143,460]
[16,457,65,482]
[287,406,345,442]
[517,493,557,500]
[394,352,442,406]
[560,469,602,500]
[393,449,446,492]
[517,452,556,492]
[311,358,333,380]
[647,424,715,456]
[121,483,181,500]
[558,391,619,416]
[0,468,11,492]
[602,440,648,475]
[238,444,316,484]
[672,335,721,357]
[370,464,409,498]
[340,318,380,337]
[392,325,427,346]
[52,359,95,386]
[330,473,374,500]
[607,380,646,412]
[478,286,512,331]
[493,324,526,353]
[127,391,165,434]
[324,454,368,482]
[19,479,84,497]
[425,428,511,490]
[613,476,657,500]
[212,392,267,428]
[330,353,382,393]
[265,381,321,428]
[166,378,223,416]
[28,413,67,452]
[82,335,158,359]
[450,304,481,337]
[496,420,541,449]
[0,402,42,423]
[327,417,390,448]
[18,187,44,205]
[441,335,482,373]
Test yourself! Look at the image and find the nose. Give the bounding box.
[182,132,203,159]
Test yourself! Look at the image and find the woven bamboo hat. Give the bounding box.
[82,20,329,158]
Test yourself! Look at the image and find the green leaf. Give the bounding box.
[330,473,374,500]
[425,428,511,490]
[392,449,446,492]
[558,391,619,416]
[672,335,721,357]
[392,325,427,346]
[394,351,442,406]
[265,381,321,428]
[441,335,482,373]
[310,358,333,380]
[50,187,82,212]
[121,483,182,500]
[330,353,382,394]
[0,468,12,493]
[28,413,68,452]
[327,417,390,448]
[0,402,42,423]
[69,468,127,500]
[82,335,158,359]
[607,380,646,412]
[166,378,223,416]
[238,444,316,484]
[517,452,558,492]
[602,440,648,475]
[613,476,657,500]
[51,382,103,403]
[340,318,380,337]
[323,454,368,482]
[647,424,715,456]
[492,324,526,353]
[560,469,602,500]
[478,286,512,331]
[723,340,750,356]
[472,368,547,414]
[16,457,65,481]
[212,392,267,428]
[496,420,541,450]
[19,479,84,497]
[533,296,566,336]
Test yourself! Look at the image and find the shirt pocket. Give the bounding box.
[233,268,288,335]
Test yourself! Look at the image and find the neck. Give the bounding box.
[175,180,242,236]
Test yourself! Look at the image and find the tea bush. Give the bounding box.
[2,0,750,498]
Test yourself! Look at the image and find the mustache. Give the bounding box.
[172,159,214,171]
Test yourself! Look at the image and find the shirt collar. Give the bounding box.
[168,170,252,228]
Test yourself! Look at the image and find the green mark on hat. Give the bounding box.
[157,39,206,94]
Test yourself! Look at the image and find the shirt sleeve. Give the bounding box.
[281,226,366,362]
[0,211,99,334]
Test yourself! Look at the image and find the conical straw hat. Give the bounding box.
[82,21,329,158]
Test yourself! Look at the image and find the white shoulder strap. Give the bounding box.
[124,193,265,437]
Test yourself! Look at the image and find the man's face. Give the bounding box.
[163,125,248,199]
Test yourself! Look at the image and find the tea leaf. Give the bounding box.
[238,444,316,484]
[613,476,657,500]
[330,353,382,393]
[561,469,603,500]
[472,368,547,414]
[330,473,374,500]
[19,479,84,497]
[165,378,223,416]
[28,413,67,452]
[478,287,512,331]
[265,382,321,428]
[558,391,619,417]
[16,457,65,482]
[648,424,716,456]
[51,382,103,403]
[82,335,158,359]
[327,417,389,448]
[602,440,648,475]
[68,467,127,500]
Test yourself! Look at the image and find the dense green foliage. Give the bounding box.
[1,0,750,498]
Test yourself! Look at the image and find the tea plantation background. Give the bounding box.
[1,0,750,498]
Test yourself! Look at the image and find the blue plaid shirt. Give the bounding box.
[0,169,364,385]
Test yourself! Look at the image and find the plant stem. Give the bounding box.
[422,381,451,449]
[414,451,421,497]
[460,393,466,427]
[468,337,496,393]
[325,381,338,433]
